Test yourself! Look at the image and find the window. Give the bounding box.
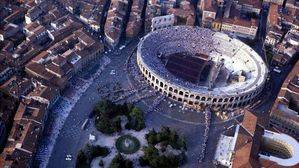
[224,98,228,102]
[184,92,189,97]
[229,97,234,102]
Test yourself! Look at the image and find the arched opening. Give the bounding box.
[160,82,163,87]
[224,98,228,102]
[229,97,234,102]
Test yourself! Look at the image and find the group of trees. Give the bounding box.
[139,146,186,168]
[125,107,145,131]
[76,144,110,168]
[139,127,187,168]
[109,153,133,168]
[93,100,145,134]
[145,127,187,150]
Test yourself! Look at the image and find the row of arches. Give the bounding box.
[137,57,262,109]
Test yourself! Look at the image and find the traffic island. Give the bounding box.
[115,135,141,154]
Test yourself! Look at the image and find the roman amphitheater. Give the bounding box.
[136,26,268,109]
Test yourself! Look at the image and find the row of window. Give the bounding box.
[138,61,260,108]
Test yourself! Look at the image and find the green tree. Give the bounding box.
[109,153,133,168]
[76,150,88,168]
[126,107,145,131]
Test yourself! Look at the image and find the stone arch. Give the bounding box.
[224,98,228,102]
[229,97,234,102]
[179,91,183,95]
[160,82,163,87]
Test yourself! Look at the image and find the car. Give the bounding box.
[65,157,72,161]
[273,66,281,73]
[119,45,126,50]
[81,119,89,130]
[110,70,116,75]
[65,154,72,161]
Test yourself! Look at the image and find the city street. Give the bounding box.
[41,40,138,168]
[39,36,238,168]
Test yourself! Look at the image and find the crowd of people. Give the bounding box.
[198,109,212,162]
[138,26,215,91]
